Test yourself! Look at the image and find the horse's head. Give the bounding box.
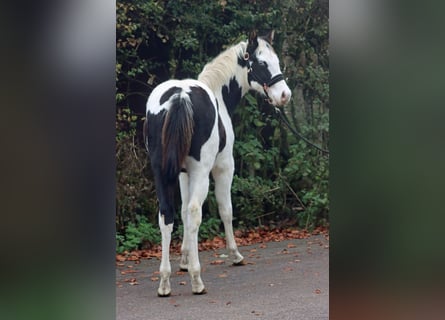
[245,30,291,106]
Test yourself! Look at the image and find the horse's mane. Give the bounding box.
[198,41,247,92]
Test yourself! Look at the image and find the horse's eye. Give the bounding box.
[258,60,265,66]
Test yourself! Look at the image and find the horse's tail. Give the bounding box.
[161,91,194,182]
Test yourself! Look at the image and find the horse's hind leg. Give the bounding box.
[185,171,210,294]
[153,172,175,297]
[212,162,244,265]
[179,172,189,271]
[158,211,173,296]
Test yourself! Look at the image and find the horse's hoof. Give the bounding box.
[232,259,246,266]
[193,288,207,295]
[157,287,171,297]
[157,291,171,297]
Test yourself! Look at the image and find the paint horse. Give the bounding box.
[144,30,291,296]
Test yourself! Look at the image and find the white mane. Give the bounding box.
[198,41,248,92]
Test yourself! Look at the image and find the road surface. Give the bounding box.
[116,234,329,320]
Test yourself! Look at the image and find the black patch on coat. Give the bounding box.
[188,86,216,161]
[218,115,226,152]
[222,77,242,117]
[159,86,182,105]
[215,99,226,152]
[237,55,248,68]
[146,110,167,157]
[247,56,272,86]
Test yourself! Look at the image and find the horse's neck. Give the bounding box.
[198,43,250,117]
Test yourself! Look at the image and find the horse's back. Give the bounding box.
[146,79,215,115]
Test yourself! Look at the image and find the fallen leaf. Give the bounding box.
[120,269,140,275]
[218,273,227,278]
[283,267,293,272]
[234,229,244,237]
[150,276,159,281]
[169,299,180,307]
[124,277,139,285]
[287,243,297,248]
[315,289,321,294]
[179,281,187,285]
[210,260,225,265]
[116,255,126,262]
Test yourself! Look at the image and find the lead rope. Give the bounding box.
[244,52,329,155]
[274,107,330,156]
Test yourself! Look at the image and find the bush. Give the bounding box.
[116,0,329,251]
[116,215,160,253]
[116,108,158,232]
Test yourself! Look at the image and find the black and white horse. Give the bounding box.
[144,30,291,296]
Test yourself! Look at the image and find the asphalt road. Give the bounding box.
[116,234,329,320]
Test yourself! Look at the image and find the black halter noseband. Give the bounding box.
[264,73,284,88]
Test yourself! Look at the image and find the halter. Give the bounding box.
[243,52,284,102]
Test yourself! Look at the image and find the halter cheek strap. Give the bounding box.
[251,70,285,102]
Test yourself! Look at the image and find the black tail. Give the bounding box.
[161,91,194,182]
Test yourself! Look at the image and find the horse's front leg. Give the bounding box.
[158,212,173,297]
[212,163,244,265]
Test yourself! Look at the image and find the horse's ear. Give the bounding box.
[264,30,275,44]
[249,30,257,42]
[247,30,258,54]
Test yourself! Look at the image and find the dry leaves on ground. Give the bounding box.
[116,226,328,262]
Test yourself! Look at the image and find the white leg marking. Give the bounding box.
[186,174,210,294]
[158,213,173,296]
[187,200,205,294]
[179,172,189,270]
[213,165,244,264]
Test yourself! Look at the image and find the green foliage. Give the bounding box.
[172,212,224,242]
[116,215,161,253]
[116,0,329,251]
[282,143,329,228]
[198,217,224,241]
[231,175,281,227]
